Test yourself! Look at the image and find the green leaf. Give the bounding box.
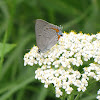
[81,94,97,100]
[0,43,16,57]
[0,68,35,100]
[37,86,48,100]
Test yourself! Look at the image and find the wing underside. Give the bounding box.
[35,19,60,52]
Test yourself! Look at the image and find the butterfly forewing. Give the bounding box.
[35,19,61,52]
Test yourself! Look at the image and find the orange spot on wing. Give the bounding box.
[51,28,61,40]
[51,28,59,32]
[57,34,61,40]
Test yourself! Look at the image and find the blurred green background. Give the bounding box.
[0,0,100,100]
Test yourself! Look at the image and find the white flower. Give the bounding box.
[95,75,100,81]
[97,89,100,100]
[53,60,60,68]
[97,89,100,94]
[96,96,100,100]
[55,87,63,97]
[82,74,89,80]
[65,86,73,94]
[43,58,51,65]
[62,81,69,89]
[88,72,96,77]
[77,84,86,92]
[24,32,100,98]
[81,78,88,86]
[44,80,49,88]
[73,80,81,87]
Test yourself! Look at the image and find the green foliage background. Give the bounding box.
[0,0,100,100]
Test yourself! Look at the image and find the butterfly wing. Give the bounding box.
[35,19,49,51]
[42,25,59,52]
[44,34,58,51]
[35,19,60,52]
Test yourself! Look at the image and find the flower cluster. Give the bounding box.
[24,31,100,98]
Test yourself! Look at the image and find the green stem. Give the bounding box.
[74,93,80,100]
[68,94,74,100]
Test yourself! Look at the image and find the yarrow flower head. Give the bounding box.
[24,31,100,99]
